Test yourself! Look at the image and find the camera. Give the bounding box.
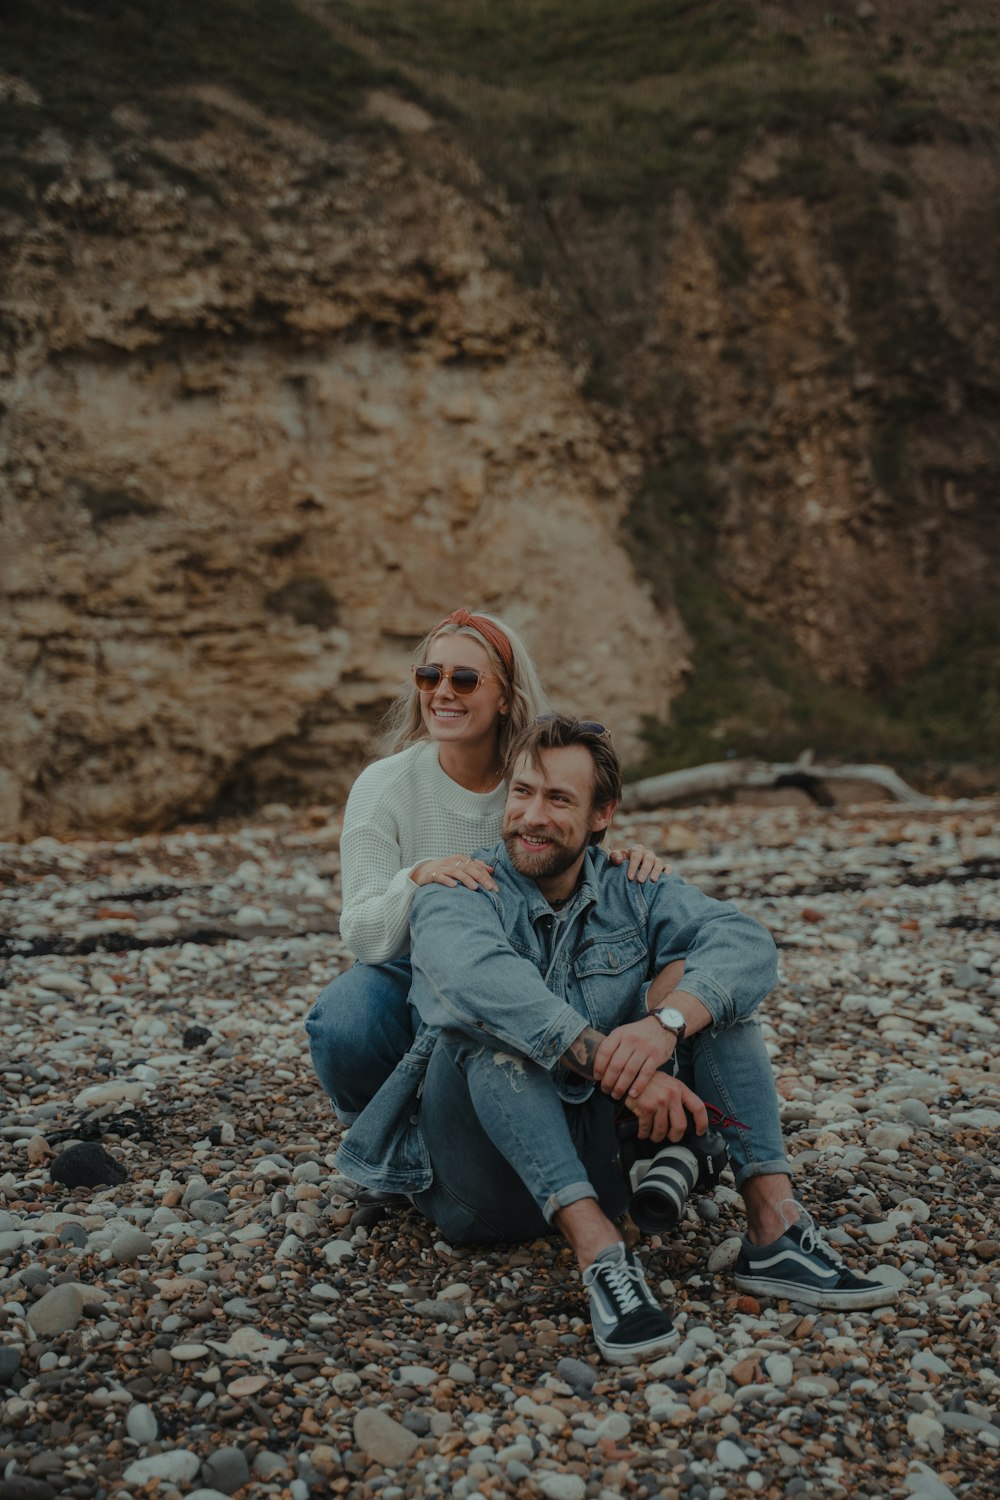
[618,1114,729,1234]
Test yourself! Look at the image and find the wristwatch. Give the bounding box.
[650,1005,687,1042]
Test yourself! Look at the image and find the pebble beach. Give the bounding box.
[1,795,999,1500]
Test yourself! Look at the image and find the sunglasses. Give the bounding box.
[534,714,610,736]
[412,663,495,696]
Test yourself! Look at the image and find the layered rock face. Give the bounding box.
[649,167,1000,691]
[0,87,686,839]
[5,7,999,841]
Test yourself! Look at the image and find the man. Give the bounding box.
[338,716,895,1363]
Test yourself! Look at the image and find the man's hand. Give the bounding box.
[593,1017,675,1100]
[628,1073,708,1143]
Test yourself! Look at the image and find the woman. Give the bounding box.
[306,607,665,1123]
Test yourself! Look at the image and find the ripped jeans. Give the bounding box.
[308,962,790,1190]
[411,1033,629,1244]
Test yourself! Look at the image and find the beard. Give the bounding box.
[503,826,590,882]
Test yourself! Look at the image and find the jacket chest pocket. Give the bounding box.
[572,933,647,1028]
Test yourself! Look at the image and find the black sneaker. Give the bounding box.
[582,1241,679,1364]
[733,1204,899,1312]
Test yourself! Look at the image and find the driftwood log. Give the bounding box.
[619,753,935,811]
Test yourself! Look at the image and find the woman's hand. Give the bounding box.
[608,843,671,882]
[411,855,498,891]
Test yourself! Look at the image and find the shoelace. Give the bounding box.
[583,1253,644,1316]
[779,1200,846,1268]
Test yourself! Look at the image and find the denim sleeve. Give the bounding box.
[642,874,778,1027]
[409,885,588,1068]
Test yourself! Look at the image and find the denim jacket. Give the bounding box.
[336,841,778,1192]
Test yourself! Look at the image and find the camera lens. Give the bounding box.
[629,1143,700,1232]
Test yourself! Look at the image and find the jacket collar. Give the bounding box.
[487,839,607,923]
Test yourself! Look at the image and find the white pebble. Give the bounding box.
[537,1476,587,1500]
[716,1438,750,1470]
[126,1403,158,1444]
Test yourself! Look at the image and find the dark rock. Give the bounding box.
[18,1266,49,1289]
[183,1025,212,1049]
[556,1356,597,1395]
[400,1409,432,1436]
[49,1142,127,1189]
[201,1446,251,1494]
[0,1479,58,1500]
[0,1346,22,1384]
[58,1223,89,1248]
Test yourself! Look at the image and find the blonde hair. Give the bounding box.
[380,610,549,761]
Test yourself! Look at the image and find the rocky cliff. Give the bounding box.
[0,64,685,839]
[2,1,998,838]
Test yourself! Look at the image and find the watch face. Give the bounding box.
[658,1007,685,1030]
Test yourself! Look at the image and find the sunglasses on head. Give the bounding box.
[412,663,495,696]
[534,714,610,737]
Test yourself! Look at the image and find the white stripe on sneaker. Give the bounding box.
[745,1247,839,1283]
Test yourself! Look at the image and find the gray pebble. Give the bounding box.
[252,1452,289,1479]
[903,1472,958,1499]
[537,1475,587,1500]
[201,1446,251,1494]
[353,1408,421,1466]
[126,1402,158,1444]
[556,1356,597,1394]
[594,1412,631,1440]
[900,1098,932,1127]
[111,1228,153,1264]
[190,1198,229,1224]
[412,1298,465,1320]
[716,1437,750,1469]
[26,1283,84,1337]
[123,1450,201,1485]
[0,1346,22,1384]
[400,1410,432,1436]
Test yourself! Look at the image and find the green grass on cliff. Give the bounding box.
[0,0,391,145]
[324,0,877,210]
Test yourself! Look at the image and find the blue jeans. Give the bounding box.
[412,1033,629,1243]
[308,962,790,1188]
[679,1019,790,1189]
[305,960,415,1123]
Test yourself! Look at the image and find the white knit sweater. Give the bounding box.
[339,741,506,965]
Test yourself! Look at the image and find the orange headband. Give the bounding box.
[433,608,515,680]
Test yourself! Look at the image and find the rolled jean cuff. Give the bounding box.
[732,1157,793,1192]
[542,1180,598,1225]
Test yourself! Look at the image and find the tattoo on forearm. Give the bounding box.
[562,1027,605,1079]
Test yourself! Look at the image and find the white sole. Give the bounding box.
[595,1325,680,1365]
[734,1274,898,1311]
